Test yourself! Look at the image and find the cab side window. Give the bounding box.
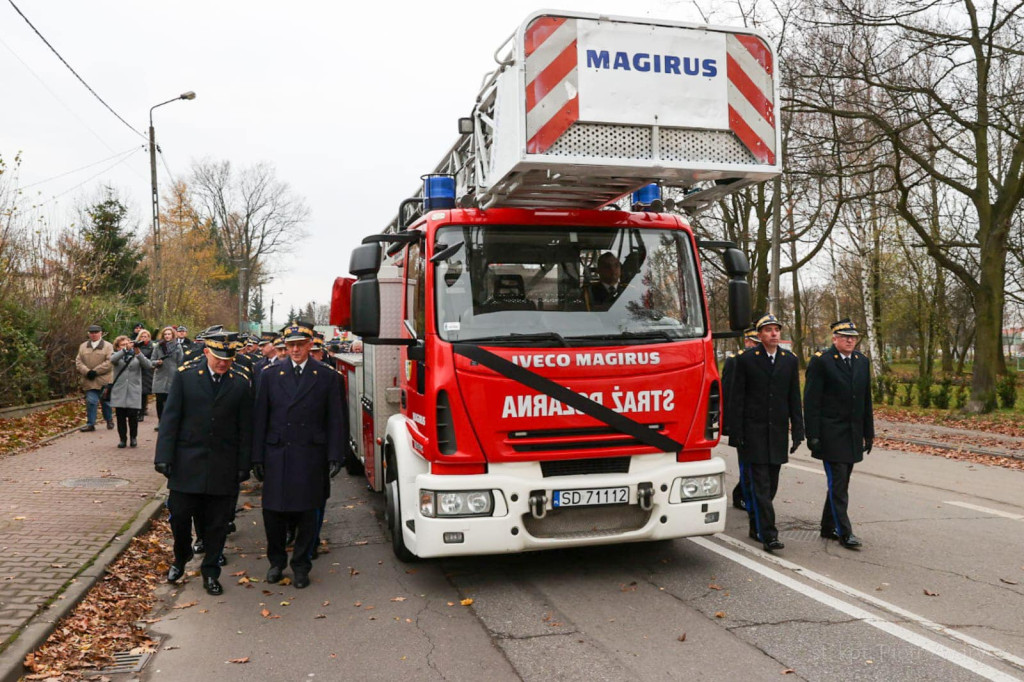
[405,243,426,337]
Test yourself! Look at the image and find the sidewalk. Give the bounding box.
[876,417,1024,459]
[0,413,165,681]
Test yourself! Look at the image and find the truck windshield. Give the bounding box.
[433,225,706,345]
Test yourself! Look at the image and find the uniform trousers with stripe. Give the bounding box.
[821,461,854,537]
[739,462,781,541]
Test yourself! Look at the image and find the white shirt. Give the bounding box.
[90,339,103,350]
[291,359,308,374]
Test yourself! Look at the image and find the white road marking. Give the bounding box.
[692,534,1024,679]
[943,501,1024,521]
[784,463,824,475]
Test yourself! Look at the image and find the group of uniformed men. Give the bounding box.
[722,315,874,554]
[154,320,347,596]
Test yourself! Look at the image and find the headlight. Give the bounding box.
[419,490,494,518]
[676,475,722,501]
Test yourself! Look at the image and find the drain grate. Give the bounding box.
[96,648,153,674]
[61,477,130,489]
[779,529,825,543]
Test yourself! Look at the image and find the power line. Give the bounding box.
[32,147,145,208]
[17,146,143,190]
[7,0,145,140]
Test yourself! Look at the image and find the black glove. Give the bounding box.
[728,435,744,449]
[252,463,265,482]
[863,438,873,455]
[154,462,171,477]
[329,461,343,478]
[237,470,250,483]
[808,438,821,454]
[790,439,803,454]
[86,370,97,380]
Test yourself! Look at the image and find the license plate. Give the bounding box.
[552,486,629,508]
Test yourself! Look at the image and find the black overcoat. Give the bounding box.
[803,345,874,463]
[728,344,804,465]
[720,352,738,436]
[252,361,345,512]
[154,363,252,495]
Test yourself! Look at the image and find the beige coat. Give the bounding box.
[76,339,114,390]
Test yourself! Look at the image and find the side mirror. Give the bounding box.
[350,243,382,277]
[728,280,751,332]
[350,279,380,339]
[723,248,750,278]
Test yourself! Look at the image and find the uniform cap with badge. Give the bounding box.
[743,326,758,341]
[204,331,241,360]
[281,320,315,342]
[755,313,782,330]
[830,318,860,336]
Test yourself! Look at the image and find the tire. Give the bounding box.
[344,448,364,476]
[384,453,417,563]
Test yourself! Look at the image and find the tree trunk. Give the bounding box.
[789,224,805,367]
[966,246,1007,411]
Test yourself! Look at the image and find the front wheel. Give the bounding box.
[384,454,416,563]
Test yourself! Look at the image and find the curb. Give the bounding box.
[0,489,169,682]
[879,434,1024,461]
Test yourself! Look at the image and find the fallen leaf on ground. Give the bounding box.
[923,589,939,596]
[228,657,250,664]
[708,583,723,590]
[391,596,406,602]
[999,578,1019,585]
[782,669,795,675]
[460,598,474,606]
[715,611,726,618]
[174,601,198,610]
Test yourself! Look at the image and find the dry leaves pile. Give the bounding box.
[877,406,1024,438]
[0,401,82,458]
[876,438,1024,471]
[23,516,174,680]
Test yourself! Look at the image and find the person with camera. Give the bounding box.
[151,326,184,429]
[76,324,115,432]
[135,328,155,422]
[108,335,153,448]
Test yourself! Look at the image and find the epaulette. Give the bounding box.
[229,370,251,384]
[814,351,823,357]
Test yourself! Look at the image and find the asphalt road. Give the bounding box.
[140,444,1024,681]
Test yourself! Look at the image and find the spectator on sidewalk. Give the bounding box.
[804,318,874,550]
[252,320,345,589]
[135,328,155,422]
[76,324,114,432]
[175,325,193,353]
[152,326,184,428]
[109,335,153,448]
[155,331,252,597]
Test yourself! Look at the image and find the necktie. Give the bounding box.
[294,364,302,378]
[769,355,775,365]
[844,357,851,368]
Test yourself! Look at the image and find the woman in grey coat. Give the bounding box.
[109,335,153,448]
[151,326,184,428]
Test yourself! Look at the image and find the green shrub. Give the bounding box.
[916,374,933,409]
[873,375,886,404]
[885,375,900,405]
[898,382,914,407]
[0,302,49,408]
[996,374,1018,409]
[933,376,952,409]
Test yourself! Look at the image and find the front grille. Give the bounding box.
[507,424,665,454]
[540,457,630,477]
[523,505,651,539]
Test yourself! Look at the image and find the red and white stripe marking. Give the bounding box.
[726,34,776,165]
[524,16,579,155]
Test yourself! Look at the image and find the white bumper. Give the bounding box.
[402,454,726,558]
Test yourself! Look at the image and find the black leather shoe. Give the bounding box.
[820,529,839,540]
[80,424,96,432]
[266,566,284,584]
[732,498,746,510]
[763,538,785,552]
[167,564,186,583]
[106,421,115,430]
[227,521,236,534]
[293,573,310,589]
[217,554,227,567]
[203,576,223,595]
[129,438,137,448]
[193,539,205,554]
[839,534,862,549]
[138,415,145,422]
[117,441,127,449]
[748,529,759,540]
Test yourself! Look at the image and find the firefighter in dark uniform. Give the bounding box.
[804,318,874,549]
[722,327,759,510]
[252,320,346,588]
[154,331,252,595]
[253,333,277,373]
[727,313,804,552]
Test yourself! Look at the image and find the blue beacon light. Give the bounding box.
[631,183,661,206]
[422,174,456,210]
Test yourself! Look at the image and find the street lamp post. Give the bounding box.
[149,91,196,305]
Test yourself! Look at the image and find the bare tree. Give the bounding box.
[190,160,310,323]
[788,0,1024,412]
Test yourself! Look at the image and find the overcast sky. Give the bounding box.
[3,0,723,323]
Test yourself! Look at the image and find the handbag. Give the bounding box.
[100,355,131,402]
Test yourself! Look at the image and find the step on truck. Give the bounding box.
[331,10,781,560]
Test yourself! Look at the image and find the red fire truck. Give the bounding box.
[331,10,780,560]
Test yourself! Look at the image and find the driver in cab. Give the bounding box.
[584,252,623,311]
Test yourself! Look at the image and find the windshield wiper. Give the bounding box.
[466,332,571,347]
[582,330,679,343]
